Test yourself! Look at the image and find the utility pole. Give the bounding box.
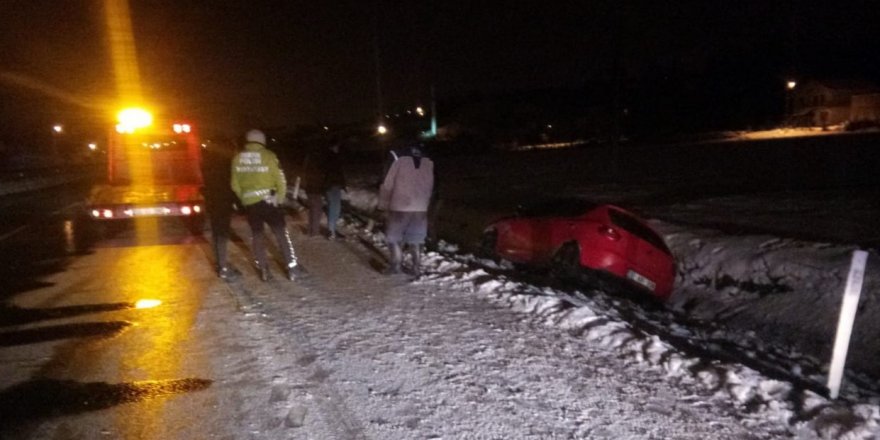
[372,6,384,127]
[372,3,389,160]
[430,84,437,137]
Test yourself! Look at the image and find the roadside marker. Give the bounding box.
[827,250,868,399]
[292,176,301,201]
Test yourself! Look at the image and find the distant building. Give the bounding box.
[851,93,880,122]
[789,79,880,127]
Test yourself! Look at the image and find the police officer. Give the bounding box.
[231,129,302,281]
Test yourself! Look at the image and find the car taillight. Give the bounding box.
[102,209,114,219]
[91,209,101,218]
[181,206,192,215]
[193,205,202,213]
[598,225,620,241]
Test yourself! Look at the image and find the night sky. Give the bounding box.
[1,0,878,141]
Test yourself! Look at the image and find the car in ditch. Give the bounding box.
[479,199,675,300]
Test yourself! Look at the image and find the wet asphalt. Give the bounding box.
[0,181,217,437]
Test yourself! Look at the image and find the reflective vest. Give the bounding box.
[231,142,287,206]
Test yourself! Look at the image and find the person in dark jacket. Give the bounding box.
[302,140,347,239]
[321,141,346,239]
[301,147,326,237]
[201,137,241,282]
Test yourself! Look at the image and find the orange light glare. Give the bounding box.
[117,107,153,133]
[135,299,162,309]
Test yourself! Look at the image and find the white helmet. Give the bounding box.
[245,129,266,145]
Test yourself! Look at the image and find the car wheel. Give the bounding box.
[550,242,581,281]
[478,229,498,260]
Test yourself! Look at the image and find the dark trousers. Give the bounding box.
[206,199,234,270]
[245,201,296,269]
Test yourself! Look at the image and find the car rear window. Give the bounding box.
[608,209,671,255]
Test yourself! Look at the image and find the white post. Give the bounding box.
[292,176,301,201]
[827,250,868,399]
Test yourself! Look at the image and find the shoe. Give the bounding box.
[218,266,241,282]
[259,265,273,282]
[327,231,336,240]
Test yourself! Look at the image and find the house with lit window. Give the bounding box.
[789,79,880,128]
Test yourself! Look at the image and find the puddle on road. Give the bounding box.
[0,321,132,346]
[0,378,213,425]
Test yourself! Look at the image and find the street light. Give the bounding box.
[53,124,64,134]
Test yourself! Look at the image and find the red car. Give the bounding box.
[479,199,675,300]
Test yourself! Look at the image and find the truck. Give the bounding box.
[86,108,205,231]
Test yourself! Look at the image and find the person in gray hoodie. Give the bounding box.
[377,138,434,277]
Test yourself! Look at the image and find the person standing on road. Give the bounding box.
[201,137,241,282]
[301,146,326,237]
[321,139,346,240]
[231,129,303,281]
[378,135,434,277]
[301,139,346,239]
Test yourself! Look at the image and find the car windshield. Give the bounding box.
[608,209,671,255]
[518,199,598,217]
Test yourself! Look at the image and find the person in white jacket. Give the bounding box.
[377,140,434,276]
